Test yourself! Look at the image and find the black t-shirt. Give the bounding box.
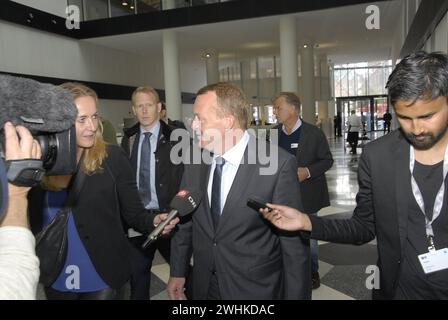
[395,160,448,299]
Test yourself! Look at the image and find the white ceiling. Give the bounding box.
[83,0,403,67]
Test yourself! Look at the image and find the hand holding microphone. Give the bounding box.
[142,189,201,249]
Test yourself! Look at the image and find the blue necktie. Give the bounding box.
[139,132,152,206]
[211,157,225,229]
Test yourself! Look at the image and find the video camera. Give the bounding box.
[0,74,78,217]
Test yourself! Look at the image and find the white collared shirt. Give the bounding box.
[282,117,302,135]
[207,131,250,213]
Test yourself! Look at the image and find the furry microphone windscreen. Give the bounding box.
[0,75,77,132]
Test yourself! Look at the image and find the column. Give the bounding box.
[279,15,298,93]
[163,29,182,121]
[317,54,331,137]
[205,49,220,85]
[300,44,315,124]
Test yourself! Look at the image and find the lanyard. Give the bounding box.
[409,145,448,252]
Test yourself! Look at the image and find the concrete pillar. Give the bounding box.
[163,29,182,121]
[279,15,298,93]
[300,44,316,124]
[205,49,220,85]
[161,0,176,10]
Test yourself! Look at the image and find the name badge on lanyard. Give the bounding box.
[410,145,448,274]
[291,143,299,149]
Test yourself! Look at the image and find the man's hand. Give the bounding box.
[260,203,312,232]
[1,122,41,227]
[153,213,179,235]
[167,276,187,300]
[297,167,310,182]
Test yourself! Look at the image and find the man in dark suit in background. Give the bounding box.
[261,51,448,300]
[273,92,333,289]
[121,86,183,300]
[167,82,310,300]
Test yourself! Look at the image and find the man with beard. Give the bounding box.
[260,51,448,300]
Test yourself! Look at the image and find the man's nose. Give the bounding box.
[411,119,424,135]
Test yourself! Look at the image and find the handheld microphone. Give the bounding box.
[142,189,201,249]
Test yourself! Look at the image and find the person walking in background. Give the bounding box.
[273,92,333,289]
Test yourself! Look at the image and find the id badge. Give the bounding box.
[418,248,448,274]
[291,143,299,149]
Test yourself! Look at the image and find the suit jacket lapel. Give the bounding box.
[200,155,214,234]
[394,133,411,256]
[216,141,257,236]
[296,122,309,163]
[130,130,140,173]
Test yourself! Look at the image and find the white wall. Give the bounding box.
[433,11,448,53]
[10,0,67,17]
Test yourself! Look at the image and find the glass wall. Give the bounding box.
[334,61,392,97]
[74,0,237,21]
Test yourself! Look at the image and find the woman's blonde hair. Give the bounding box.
[41,83,107,190]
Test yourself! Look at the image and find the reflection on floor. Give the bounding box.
[37,134,384,300]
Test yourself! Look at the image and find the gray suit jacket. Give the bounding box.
[275,121,333,213]
[170,135,311,300]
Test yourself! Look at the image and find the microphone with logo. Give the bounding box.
[142,189,201,249]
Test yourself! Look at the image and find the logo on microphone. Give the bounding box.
[177,189,189,198]
[188,196,197,208]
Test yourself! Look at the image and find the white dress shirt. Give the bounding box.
[0,227,39,300]
[207,131,250,213]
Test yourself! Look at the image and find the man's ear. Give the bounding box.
[157,102,162,114]
[225,114,236,129]
[131,105,137,117]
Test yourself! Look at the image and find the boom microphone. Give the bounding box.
[0,75,78,177]
[142,189,202,249]
[0,74,77,132]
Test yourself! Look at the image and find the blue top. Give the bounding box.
[43,190,108,292]
[279,126,302,155]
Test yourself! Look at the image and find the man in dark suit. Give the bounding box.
[261,51,448,299]
[272,92,333,289]
[167,82,310,300]
[121,86,183,300]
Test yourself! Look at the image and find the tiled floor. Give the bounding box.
[37,133,385,300]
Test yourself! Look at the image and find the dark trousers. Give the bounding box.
[384,121,391,133]
[128,235,171,300]
[45,286,124,300]
[347,131,359,154]
[207,273,222,300]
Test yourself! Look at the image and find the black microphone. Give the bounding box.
[142,189,202,249]
[0,74,77,132]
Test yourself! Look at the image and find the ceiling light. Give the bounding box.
[130,5,135,9]
[303,44,308,48]
[204,53,211,58]
[122,1,128,6]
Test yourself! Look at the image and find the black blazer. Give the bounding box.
[309,130,448,299]
[275,121,333,213]
[170,135,311,300]
[121,120,184,211]
[29,145,157,289]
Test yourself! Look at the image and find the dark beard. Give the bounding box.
[403,124,448,150]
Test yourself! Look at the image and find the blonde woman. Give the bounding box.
[29,83,178,300]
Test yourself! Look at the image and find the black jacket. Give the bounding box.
[121,120,184,211]
[171,136,311,300]
[309,130,448,299]
[275,121,333,213]
[29,145,157,289]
